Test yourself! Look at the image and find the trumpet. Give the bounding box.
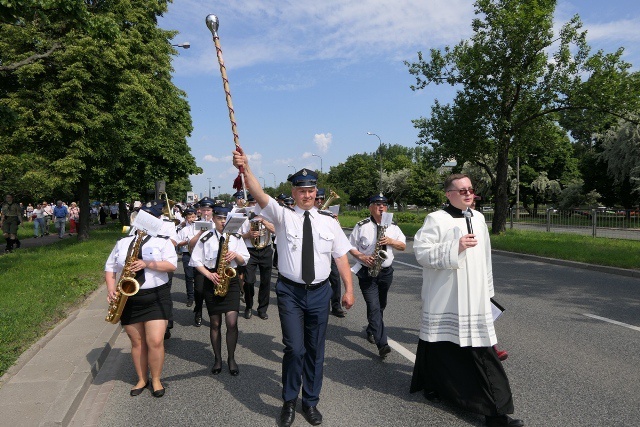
[160,192,180,225]
[249,214,271,249]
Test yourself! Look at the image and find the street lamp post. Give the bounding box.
[171,42,191,49]
[516,156,520,220]
[367,132,383,192]
[311,154,323,174]
[207,178,212,198]
[268,172,277,188]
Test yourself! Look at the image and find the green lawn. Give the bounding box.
[0,225,122,377]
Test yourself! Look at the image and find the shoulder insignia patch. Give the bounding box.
[200,231,214,243]
[318,210,336,218]
[356,218,371,227]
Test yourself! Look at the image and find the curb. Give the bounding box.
[492,249,640,279]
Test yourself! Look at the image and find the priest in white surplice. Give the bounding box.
[410,174,524,427]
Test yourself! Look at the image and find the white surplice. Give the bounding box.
[413,208,497,347]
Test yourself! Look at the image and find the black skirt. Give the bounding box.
[120,283,172,325]
[410,339,514,416]
[203,272,240,315]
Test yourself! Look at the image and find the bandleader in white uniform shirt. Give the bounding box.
[256,197,352,284]
[104,234,178,289]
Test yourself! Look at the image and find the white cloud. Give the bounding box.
[203,155,221,162]
[302,152,314,158]
[314,133,332,153]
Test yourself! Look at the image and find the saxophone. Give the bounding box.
[214,233,237,297]
[368,224,388,277]
[105,230,146,323]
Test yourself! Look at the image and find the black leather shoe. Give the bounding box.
[129,380,149,396]
[331,308,345,318]
[366,332,375,344]
[228,358,239,376]
[379,344,392,358]
[186,299,193,307]
[302,404,323,426]
[258,312,269,320]
[211,359,222,375]
[151,383,165,398]
[244,309,252,319]
[194,312,202,327]
[279,399,297,427]
[485,415,525,427]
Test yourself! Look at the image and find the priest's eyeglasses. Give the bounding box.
[447,188,475,195]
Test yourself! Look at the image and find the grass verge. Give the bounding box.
[0,225,122,377]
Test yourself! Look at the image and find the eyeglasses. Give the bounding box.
[373,202,388,207]
[447,188,475,196]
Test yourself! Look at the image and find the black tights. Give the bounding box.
[210,311,238,370]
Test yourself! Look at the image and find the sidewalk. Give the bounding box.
[0,286,120,427]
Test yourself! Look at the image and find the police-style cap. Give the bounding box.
[277,193,288,201]
[287,168,317,187]
[232,191,244,199]
[184,208,196,215]
[316,188,326,199]
[140,199,165,217]
[368,193,388,205]
[213,204,232,216]
[199,197,215,208]
[283,197,294,206]
[246,193,255,202]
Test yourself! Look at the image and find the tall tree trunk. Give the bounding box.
[77,176,91,242]
[491,142,511,234]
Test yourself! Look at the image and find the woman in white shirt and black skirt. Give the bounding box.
[105,201,177,398]
[190,204,249,376]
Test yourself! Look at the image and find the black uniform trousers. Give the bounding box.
[276,277,332,407]
[243,245,273,315]
[356,266,394,349]
[193,270,205,316]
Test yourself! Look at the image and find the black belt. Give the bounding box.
[278,274,328,291]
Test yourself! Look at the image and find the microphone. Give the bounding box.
[464,208,474,235]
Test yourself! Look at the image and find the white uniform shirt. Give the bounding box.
[190,230,250,270]
[104,235,178,289]
[256,197,352,284]
[349,217,406,269]
[177,222,198,253]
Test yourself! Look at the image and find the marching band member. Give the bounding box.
[314,189,346,318]
[239,194,276,320]
[176,208,198,307]
[188,197,216,327]
[233,150,354,427]
[349,194,406,358]
[190,204,249,376]
[104,202,177,398]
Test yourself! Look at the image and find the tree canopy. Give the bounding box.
[406,0,640,233]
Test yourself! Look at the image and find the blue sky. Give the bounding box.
[157,1,640,198]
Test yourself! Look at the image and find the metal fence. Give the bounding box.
[482,208,640,240]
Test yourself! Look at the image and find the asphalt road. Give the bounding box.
[72,242,640,427]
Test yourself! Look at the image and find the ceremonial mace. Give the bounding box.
[206,14,247,199]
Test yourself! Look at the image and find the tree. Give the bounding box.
[406,0,639,233]
[599,116,640,206]
[0,0,200,241]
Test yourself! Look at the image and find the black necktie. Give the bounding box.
[301,211,315,285]
[214,235,225,270]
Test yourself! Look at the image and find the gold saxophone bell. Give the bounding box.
[224,266,237,279]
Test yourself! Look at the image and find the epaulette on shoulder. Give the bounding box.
[318,210,336,218]
[200,231,214,242]
[156,235,170,239]
[284,205,295,211]
[230,232,242,239]
[356,218,371,227]
[163,218,173,222]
